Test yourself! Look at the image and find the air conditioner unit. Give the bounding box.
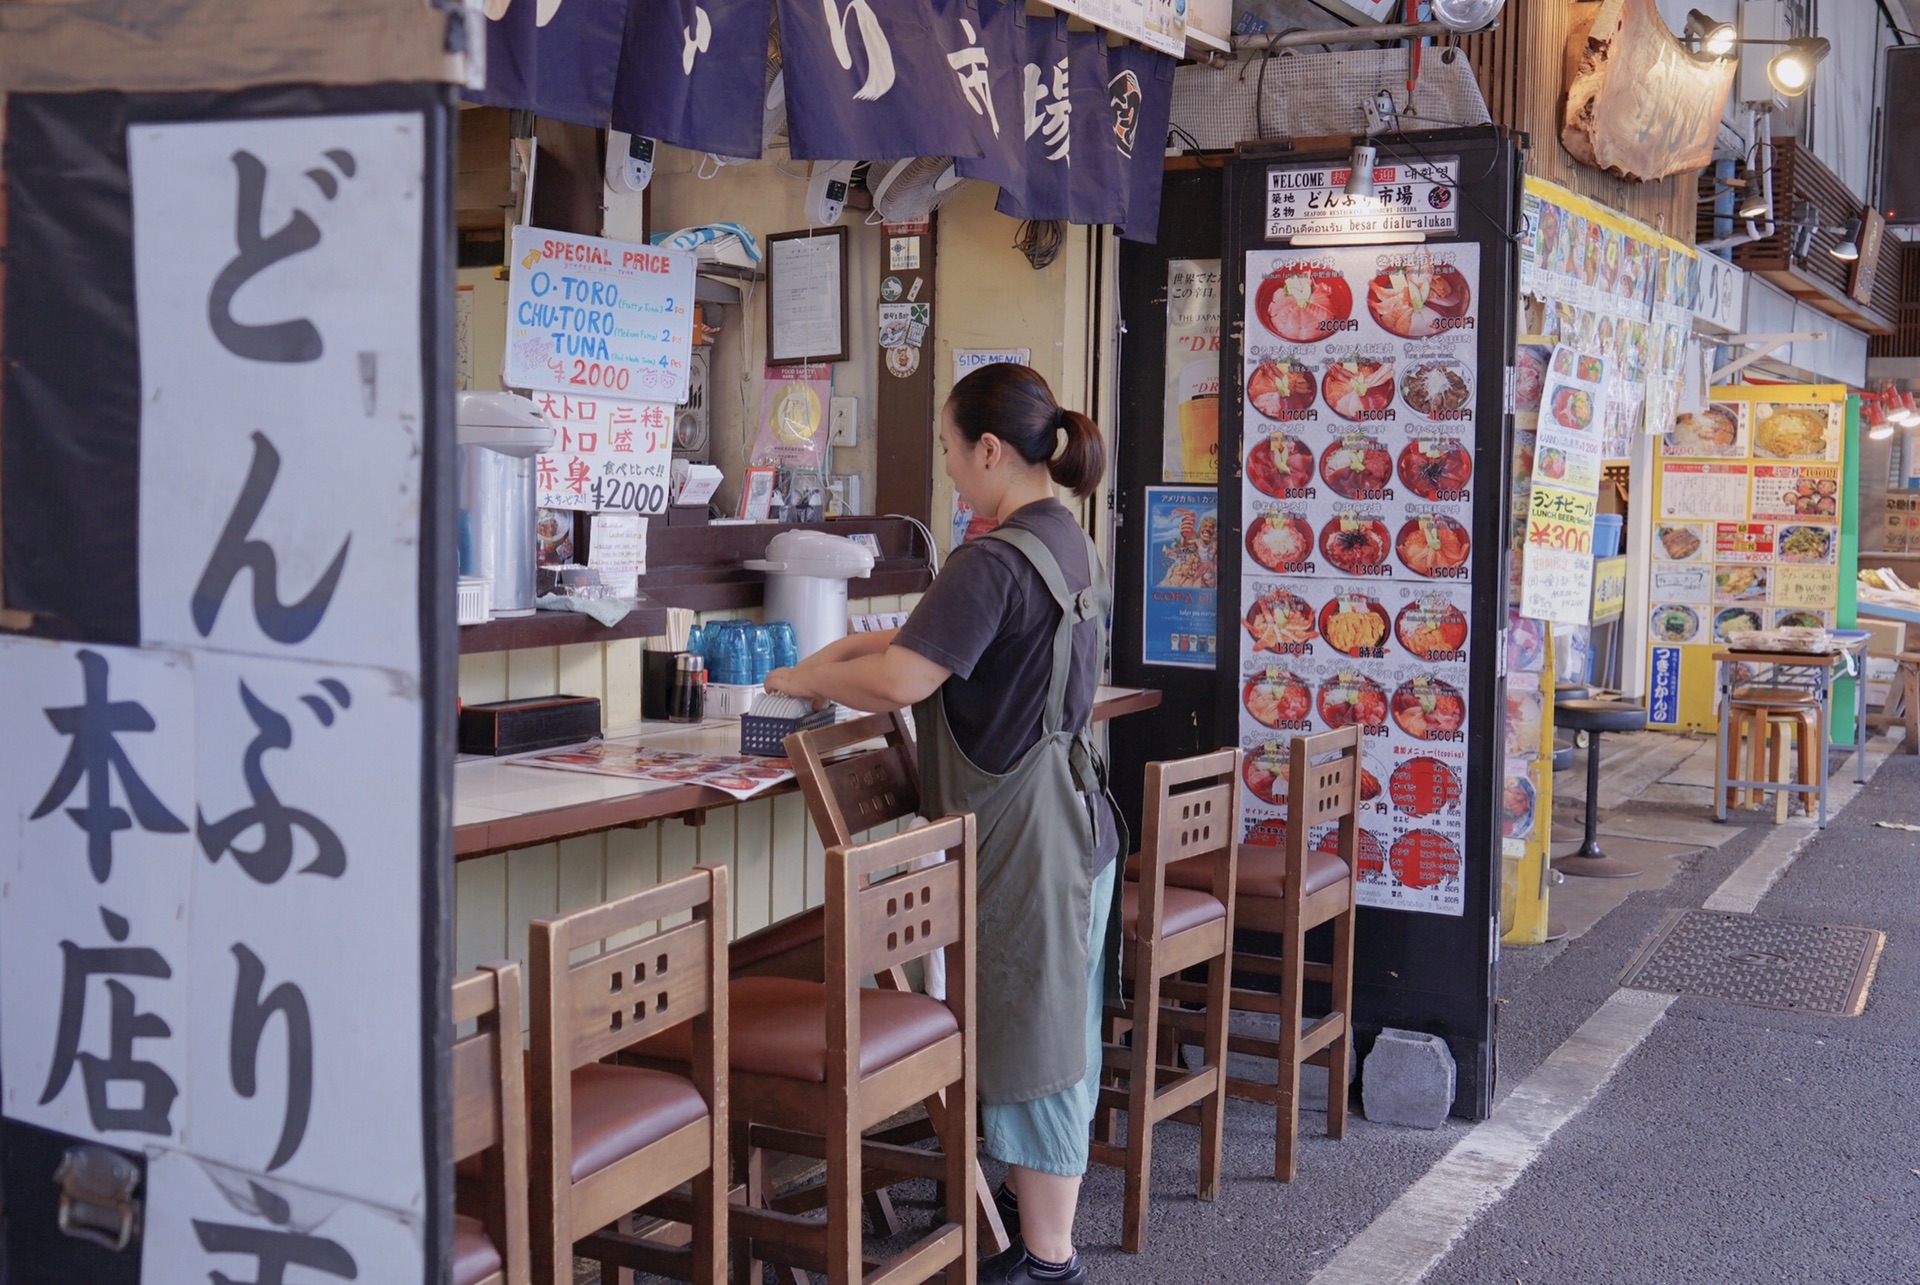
[673,349,712,463]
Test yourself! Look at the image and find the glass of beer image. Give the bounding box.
[1177,357,1219,482]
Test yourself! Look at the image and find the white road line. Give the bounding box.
[1704,739,1897,914]
[1307,989,1676,1285]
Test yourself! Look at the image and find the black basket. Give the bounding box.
[740,705,836,756]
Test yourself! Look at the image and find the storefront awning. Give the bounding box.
[470,0,1176,240]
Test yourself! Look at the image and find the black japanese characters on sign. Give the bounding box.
[191,433,351,645]
[1,86,448,1279]
[32,649,188,884]
[43,907,178,1139]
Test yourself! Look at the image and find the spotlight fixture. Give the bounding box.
[1684,9,1737,57]
[1831,217,1862,262]
[1870,420,1897,441]
[1344,144,1378,201]
[1429,0,1506,32]
[1736,186,1771,221]
[1767,37,1830,96]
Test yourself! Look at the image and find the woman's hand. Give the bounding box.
[763,667,829,710]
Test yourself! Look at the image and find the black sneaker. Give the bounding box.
[981,1245,1089,1285]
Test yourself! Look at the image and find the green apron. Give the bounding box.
[914,525,1123,1105]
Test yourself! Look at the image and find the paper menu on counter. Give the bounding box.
[518,741,795,800]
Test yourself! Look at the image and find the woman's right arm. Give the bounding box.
[799,628,899,667]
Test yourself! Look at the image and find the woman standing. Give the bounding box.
[764,362,1119,1285]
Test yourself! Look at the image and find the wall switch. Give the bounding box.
[829,396,858,446]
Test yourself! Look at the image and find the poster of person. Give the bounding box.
[1144,486,1218,667]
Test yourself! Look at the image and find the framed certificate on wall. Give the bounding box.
[767,226,849,365]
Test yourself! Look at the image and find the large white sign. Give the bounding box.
[0,108,437,1279]
[506,225,697,404]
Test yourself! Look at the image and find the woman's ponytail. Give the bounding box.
[1048,407,1106,498]
[946,363,1107,498]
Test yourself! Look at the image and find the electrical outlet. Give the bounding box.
[829,396,858,447]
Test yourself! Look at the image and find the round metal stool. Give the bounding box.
[1552,698,1648,880]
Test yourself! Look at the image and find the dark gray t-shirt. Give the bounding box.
[897,499,1118,872]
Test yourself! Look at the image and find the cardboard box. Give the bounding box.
[1861,617,1907,658]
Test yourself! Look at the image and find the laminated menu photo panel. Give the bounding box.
[0,85,455,1278]
[1218,129,1522,1121]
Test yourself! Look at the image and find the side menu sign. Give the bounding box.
[0,95,448,1279]
[1235,243,1481,916]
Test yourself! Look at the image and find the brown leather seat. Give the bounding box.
[1167,841,1348,902]
[452,1214,504,1285]
[638,976,958,1083]
[1121,882,1225,941]
[568,1063,709,1183]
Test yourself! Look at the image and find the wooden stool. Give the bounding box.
[1877,651,1920,754]
[452,962,530,1285]
[638,817,979,1285]
[1160,726,1361,1182]
[1100,749,1238,1251]
[528,867,730,1285]
[1725,702,1821,819]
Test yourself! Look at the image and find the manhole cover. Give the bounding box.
[1618,910,1884,1016]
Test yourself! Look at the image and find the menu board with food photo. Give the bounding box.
[1236,242,1481,916]
[1664,401,1748,458]
[1644,385,1853,729]
[1519,344,1609,624]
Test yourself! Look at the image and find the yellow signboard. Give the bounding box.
[1646,385,1850,731]
[1591,555,1627,621]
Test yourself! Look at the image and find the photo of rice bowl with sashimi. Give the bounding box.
[1246,433,1316,497]
[1366,260,1472,338]
[1247,359,1317,418]
[1242,588,1316,652]
[1320,437,1393,498]
[1246,513,1315,572]
[1254,267,1354,343]
[1320,517,1393,574]
[1322,357,1395,420]
[1317,673,1388,731]
[1397,437,1473,500]
[1396,516,1470,577]
[1392,677,1465,740]
[1244,670,1313,728]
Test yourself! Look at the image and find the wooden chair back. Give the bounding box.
[451,961,530,1285]
[1135,749,1240,941]
[785,710,922,848]
[1287,725,1363,885]
[529,867,729,1283]
[824,815,976,1108]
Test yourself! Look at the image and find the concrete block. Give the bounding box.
[1361,1027,1455,1129]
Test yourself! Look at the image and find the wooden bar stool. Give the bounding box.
[635,816,978,1285]
[761,711,1010,1255]
[1160,726,1361,1182]
[452,961,530,1285]
[1725,701,1822,819]
[1100,748,1238,1252]
[528,867,729,1285]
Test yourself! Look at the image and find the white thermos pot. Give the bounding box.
[744,530,875,661]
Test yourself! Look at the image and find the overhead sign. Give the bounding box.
[505,225,696,404]
[1264,158,1460,241]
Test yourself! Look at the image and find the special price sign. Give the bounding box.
[506,226,696,403]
